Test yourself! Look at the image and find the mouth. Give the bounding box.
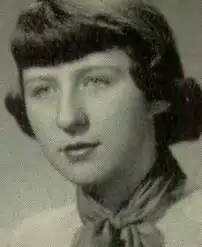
[60,142,100,162]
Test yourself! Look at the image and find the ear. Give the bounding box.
[147,100,171,118]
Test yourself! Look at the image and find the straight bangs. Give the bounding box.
[11,1,139,69]
[10,0,166,70]
[11,0,184,103]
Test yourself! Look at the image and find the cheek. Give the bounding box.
[89,87,147,140]
[105,101,146,147]
[25,100,56,139]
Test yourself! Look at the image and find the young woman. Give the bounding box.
[5,0,202,246]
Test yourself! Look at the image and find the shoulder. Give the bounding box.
[156,189,202,247]
[6,204,82,247]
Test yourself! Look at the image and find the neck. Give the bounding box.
[84,128,156,213]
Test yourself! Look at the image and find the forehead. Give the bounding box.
[23,49,132,80]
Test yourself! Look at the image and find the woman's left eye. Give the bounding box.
[83,77,111,87]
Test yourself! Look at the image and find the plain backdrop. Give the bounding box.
[1,0,202,233]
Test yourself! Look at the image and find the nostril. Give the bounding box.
[66,119,86,135]
[56,109,89,135]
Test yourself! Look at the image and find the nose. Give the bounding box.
[56,94,89,136]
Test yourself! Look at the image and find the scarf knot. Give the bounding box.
[72,177,175,247]
[106,215,123,229]
[91,215,164,246]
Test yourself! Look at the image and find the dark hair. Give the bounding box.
[5,0,202,147]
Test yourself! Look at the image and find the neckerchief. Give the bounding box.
[72,150,185,247]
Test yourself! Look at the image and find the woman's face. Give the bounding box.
[23,49,154,185]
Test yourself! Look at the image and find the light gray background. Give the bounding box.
[1,0,202,233]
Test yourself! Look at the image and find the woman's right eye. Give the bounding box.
[31,85,55,98]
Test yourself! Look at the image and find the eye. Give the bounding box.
[82,76,111,87]
[32,85,56,98]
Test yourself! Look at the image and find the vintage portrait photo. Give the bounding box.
[1,0,202,246]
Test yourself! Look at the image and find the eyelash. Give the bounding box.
[32,85,54,97]
[82,76,111,87]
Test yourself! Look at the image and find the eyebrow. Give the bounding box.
[23,74,57,85]
[23,64,125,84]
[74,65,123,77]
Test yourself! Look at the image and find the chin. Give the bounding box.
[51,158,111,185]
[65,171,107,186]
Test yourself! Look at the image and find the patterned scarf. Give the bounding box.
[72,149,185,247]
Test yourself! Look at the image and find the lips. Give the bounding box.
[60,142,100,162]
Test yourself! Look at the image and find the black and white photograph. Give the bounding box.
[1,0,202,246]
